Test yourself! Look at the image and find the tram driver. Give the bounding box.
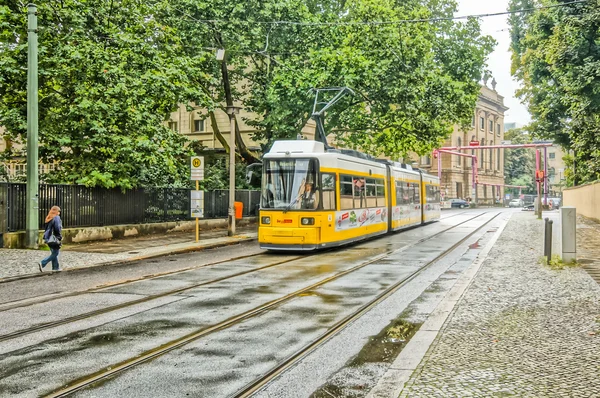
[300,182,319,209]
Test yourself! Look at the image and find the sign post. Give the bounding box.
[190,156,205,242]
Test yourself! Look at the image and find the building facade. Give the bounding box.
[415,85,509,205]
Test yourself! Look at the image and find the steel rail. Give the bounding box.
[43,212,492,397]
[0,250,265,312]
[0,253,305,343]
[1,213,475,341]
[233,211,502,398]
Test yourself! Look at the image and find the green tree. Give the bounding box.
[509,0,600,184]
[246,0,495,158]
[0,0,214,189]
[503,127,535,193]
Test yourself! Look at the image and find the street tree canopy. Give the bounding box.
[0,0,214,188]
[509,0,600,184]
[0,0,494,188]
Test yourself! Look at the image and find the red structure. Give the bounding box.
[434,142,554,205]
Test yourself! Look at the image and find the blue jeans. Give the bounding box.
[41,246,60,270]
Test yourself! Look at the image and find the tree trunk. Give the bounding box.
[220,58,260,164]
[209,111,229,152]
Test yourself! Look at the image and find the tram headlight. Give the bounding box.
[301,217,315,226]
[261,216,271,225]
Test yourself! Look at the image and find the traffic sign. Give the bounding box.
[469,140,480,146]
[191,156,205,181]
[190,190,204,218]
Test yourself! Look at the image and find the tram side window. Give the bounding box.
[375,179,385,207]
[340,175,354,210]
[426,185,434,203]
[396,181,411,205]
[365,178,378,208]
[321,173,336,210]
[413,183,421,204]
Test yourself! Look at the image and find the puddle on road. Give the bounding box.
[310,318,421,398]
[349,318,420,366]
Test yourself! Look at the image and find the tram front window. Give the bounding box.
[262,159,319,210]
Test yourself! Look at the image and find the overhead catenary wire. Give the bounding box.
[173,0,590,27]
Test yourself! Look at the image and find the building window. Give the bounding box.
[489,120,493,133]
[549,152,555,159]
[480,117,485,129]
[193,119,205,132]
[168,121,178,132]
[421,156,431,166]
[549,167,556,177]
[480,139,485,167]
[489,140,493,169]
[457,137,462,165]
[497,148,501,170]
[496,123,501,136]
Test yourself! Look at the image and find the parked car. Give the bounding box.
[522,203,535,211]
[449,199,469,209]
[508,199,523,208]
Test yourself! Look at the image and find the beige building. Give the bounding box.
[545,144,567,196]
[166,104,316,153]
[414,85,509,205]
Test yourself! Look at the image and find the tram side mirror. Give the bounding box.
[245,163,263,188]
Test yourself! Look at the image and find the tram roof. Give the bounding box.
[265,140,418,172]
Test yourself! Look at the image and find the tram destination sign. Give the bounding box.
[190,156,205,181]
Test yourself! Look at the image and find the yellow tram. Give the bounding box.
[259,140,441,250]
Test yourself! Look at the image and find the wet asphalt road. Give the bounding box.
[0,209,501,397]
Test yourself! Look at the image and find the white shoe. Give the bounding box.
[38,262,43,272]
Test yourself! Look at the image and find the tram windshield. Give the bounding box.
[261,158,319,210]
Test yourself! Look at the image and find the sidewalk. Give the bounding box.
[373,211,600,397]
[0,226,258,281]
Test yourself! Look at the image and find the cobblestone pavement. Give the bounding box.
[0,227,257,280]
[399,212,600,397]
[577,216,600,285]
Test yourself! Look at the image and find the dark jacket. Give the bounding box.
[43,215,63,243]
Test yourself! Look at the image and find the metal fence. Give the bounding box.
[0,183,260,233]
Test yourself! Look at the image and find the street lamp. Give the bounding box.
[226,105,240,237]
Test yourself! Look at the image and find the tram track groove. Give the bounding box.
[1,214,488,344]
[233,211,503,398]
[0,251,265,311]
[42,211,496,397]
[0,211,468,312]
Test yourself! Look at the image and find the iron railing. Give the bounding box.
[0,183,260,233]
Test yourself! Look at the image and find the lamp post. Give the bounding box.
[26,3,39,249]
[226,105,240,237]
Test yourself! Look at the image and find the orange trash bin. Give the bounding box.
[234,201,243,219]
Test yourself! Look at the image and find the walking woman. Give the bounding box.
[39,205,63,272]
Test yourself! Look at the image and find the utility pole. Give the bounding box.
[227,106,240,237]
[26,3,39,249]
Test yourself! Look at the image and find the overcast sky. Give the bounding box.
[456,0,531,125]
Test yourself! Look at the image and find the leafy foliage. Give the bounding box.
[0,0,215,189]
[509,0,600,184]
[0,0,494,188]
[503,127,535,193]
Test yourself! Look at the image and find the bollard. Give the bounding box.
[561,207,577,263]
[545,219,553,264]
[544,217,552,264]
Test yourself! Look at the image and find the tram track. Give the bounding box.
[41,211,497,397]
[0,210,469,313]
[0,212,487,345]
[234,211,502,397]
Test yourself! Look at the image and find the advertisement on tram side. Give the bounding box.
[335,207,387,231]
